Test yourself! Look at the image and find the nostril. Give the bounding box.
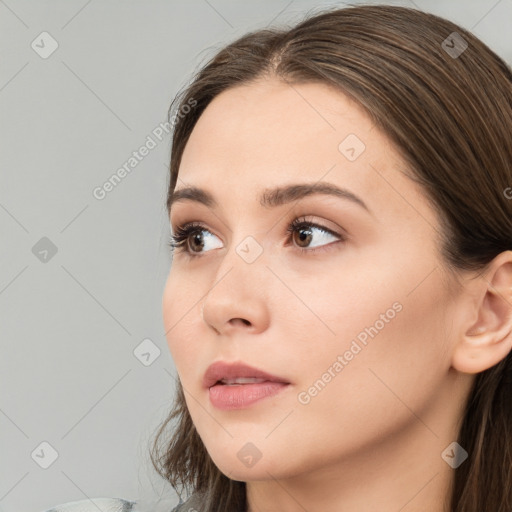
[231,318,251,326]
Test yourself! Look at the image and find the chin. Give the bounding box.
[206,442,296,482]
[212,459,272,482]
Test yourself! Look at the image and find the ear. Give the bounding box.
[451,251,512,374]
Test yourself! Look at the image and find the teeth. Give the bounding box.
[220,377,268,385]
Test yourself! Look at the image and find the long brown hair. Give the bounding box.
[150,4,512,511]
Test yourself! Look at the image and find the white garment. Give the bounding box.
[40,497,184,512]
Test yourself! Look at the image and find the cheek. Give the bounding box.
[288,248,451,394]
[162,271,200,367]
[294,266,452,437]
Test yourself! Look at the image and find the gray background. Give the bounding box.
[1,1,511,511]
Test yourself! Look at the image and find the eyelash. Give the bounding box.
[168,217,346,259]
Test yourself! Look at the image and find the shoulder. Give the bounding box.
[40,496,190,512]
[40,498,136,512]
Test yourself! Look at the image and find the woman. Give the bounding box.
[44,3,512,512]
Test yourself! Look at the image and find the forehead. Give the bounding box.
[175,78,430,226]
[181,79,380,171]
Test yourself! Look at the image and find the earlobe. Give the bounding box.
[451,252,512,375]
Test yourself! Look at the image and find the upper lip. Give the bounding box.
[203,361,290,389]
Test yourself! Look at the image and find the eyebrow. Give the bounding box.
[168,182,372,214]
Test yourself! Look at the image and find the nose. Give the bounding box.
[200,254,270,336]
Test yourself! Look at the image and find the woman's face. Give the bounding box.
[162,78,467,484]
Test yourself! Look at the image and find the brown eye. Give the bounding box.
[188,231,205,253]
[293,225,314,248]
[169,222,222,257]
[169,217,346,259]
[286,218,345,254]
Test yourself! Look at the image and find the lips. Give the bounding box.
[202,361,290,389]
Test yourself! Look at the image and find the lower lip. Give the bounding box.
[208,381,290,410]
